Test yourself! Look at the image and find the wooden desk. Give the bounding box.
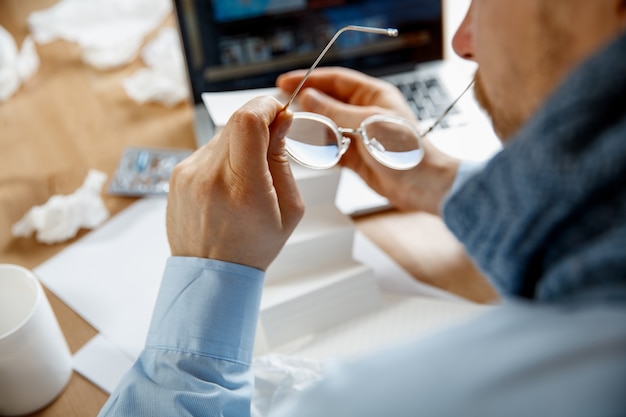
[0,2,496,415]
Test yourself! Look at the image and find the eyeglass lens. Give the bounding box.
[286,116,343,169]
[362,118,423,170]
[285,114,424,170]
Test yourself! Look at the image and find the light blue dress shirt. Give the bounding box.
[98,257,626,417]
[98,161,626,416]
[99,257,265,416]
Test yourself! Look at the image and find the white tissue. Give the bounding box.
[27,0,172,70]
[123,27,189,106]
[12,170,110,245]
[251,355,324,417]
[0,25,39,102]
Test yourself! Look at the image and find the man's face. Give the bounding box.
[454,0,625,141]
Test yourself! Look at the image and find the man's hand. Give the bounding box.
[166,96,305,271]
[277,67,460,214]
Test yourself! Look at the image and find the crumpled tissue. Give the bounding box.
[27,0,171,70]
[251,354,324,417]
[12,170,110,244]
[123,27,189,106]
[0,25,39,102]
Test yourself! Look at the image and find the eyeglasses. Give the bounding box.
[282,25,474,171]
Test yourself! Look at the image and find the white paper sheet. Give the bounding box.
[67,227,479,394]
[72,334,134,394]
[35,197,169,359]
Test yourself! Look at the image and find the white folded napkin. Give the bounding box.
[28,0,171,70]
[123,27,189,106]
[252,354,324,417]
[0,25,39,102]
[12,170,110,244]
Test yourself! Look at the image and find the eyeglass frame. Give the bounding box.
[286,112,426,170]
[281,25,475,170]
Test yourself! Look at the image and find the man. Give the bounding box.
[99,1,626,415]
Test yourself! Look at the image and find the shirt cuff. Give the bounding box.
[146,257,265,365]
[450,159,488,197]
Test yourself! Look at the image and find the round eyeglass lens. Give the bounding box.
[285,115,341,169]
[362,118,424,170]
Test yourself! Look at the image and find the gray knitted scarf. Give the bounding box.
[443,31,626,304]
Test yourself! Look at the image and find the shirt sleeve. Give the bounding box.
[98,256,265,417]
[271,301,626,417]
[449,159,487,197]
[97,258,626,417]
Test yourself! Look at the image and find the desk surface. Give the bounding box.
[0,2,496,415]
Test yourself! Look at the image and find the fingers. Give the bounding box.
[278,66,407,108]
[300,88,382,128]
[166,96,304,270]
[277,67,389,104]
[277,66,415,122]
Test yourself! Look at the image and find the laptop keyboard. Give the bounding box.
[391,76,463,130]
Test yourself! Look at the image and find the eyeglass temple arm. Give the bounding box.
[282,25,398,111]
[419,78,475,137]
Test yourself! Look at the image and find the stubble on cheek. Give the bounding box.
[472,5,574,142]
[473,71,515,141]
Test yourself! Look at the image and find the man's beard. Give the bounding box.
[473,71,522,141]
[472,5,572,142]
[472,72,493,130]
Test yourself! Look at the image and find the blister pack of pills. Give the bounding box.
[108,147,193,196]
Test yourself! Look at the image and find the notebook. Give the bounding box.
[172,0,500,215]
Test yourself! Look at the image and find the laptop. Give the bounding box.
[172,0,500,215]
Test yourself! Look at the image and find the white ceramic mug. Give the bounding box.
[0,264,72,416]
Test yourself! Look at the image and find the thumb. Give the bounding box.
[268,109,304,230]
[268,108,293,159]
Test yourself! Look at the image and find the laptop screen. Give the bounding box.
[174,0,443,104]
